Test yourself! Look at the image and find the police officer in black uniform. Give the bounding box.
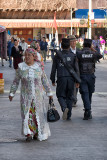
[50,38,79,120]
[77,39,102,120]
[69,35,80,107]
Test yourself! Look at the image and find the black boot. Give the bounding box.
[62,108,69,120]
[83,110,92,120]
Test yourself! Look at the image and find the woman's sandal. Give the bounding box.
[26,134,32,142]
[33,134,38,140]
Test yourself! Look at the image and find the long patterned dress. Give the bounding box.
[9,62,52,141]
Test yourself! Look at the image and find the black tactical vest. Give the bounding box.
[79,50,95,74]
[56,50,76,78]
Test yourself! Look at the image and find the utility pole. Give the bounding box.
[71,8,72,35]
[88,0,92,39]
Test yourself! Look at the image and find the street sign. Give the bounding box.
[91,12,95,19]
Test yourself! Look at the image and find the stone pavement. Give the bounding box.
[0,59,107,160]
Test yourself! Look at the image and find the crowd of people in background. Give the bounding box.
[0,34,107,67]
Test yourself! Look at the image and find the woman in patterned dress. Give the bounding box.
[9,48,53,141]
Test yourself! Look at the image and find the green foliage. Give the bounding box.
[76,42,83,49]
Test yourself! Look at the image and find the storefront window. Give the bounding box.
[14,31,17,35]
[19,31,22,35]
[28,30,32,35]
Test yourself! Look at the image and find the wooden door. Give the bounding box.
[13,28,33,44]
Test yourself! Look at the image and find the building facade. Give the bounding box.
[0,0,107,42]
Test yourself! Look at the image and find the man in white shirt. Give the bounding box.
[69,35,77,54]
[69,35,79,107]
[19,38,28,55]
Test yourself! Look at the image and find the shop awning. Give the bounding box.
[0,19,106,28]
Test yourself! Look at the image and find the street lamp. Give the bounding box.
[80,15,87,25]
[71,8,73,35]
[80,15,87,37]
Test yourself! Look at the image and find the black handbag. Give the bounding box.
[47,98,60,122]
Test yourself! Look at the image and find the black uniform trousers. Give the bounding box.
[79,74,96,110]
[72,83,78,106]
[56,77,74,118]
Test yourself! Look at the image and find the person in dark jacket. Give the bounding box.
[77,39,102,120]
[40,37,48,62]
[50,38,79,120]
[69,35,80,107]
[7,37,14,67]
[50,38,56,60]
[11,39,23,70]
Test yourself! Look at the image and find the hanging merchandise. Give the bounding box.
[0,25,7,62]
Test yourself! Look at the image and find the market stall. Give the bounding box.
[0,25,7,66]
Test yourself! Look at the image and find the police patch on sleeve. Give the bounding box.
[67,57,71,61]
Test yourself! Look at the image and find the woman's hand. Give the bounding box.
[9,96,13,101]
[49,96,53,99]
[52,83,56,86]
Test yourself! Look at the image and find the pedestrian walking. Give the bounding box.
[100,36,106,60]
[77,39,102,120]
[92,35,100,53]
[30,39,40,52]
[40,37,48,62]
[69,35,80,107]
[19,38,28,59]
[50,38,79,120]
[11,39,23,70]
[92,35,101,62]
[50,38,56,60]
[7,37,14,67]
[9,48,53,141]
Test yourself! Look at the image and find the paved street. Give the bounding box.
[0,59,107,160]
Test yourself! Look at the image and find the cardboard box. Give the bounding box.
[0,86,4,93]
[0,79,4,84]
